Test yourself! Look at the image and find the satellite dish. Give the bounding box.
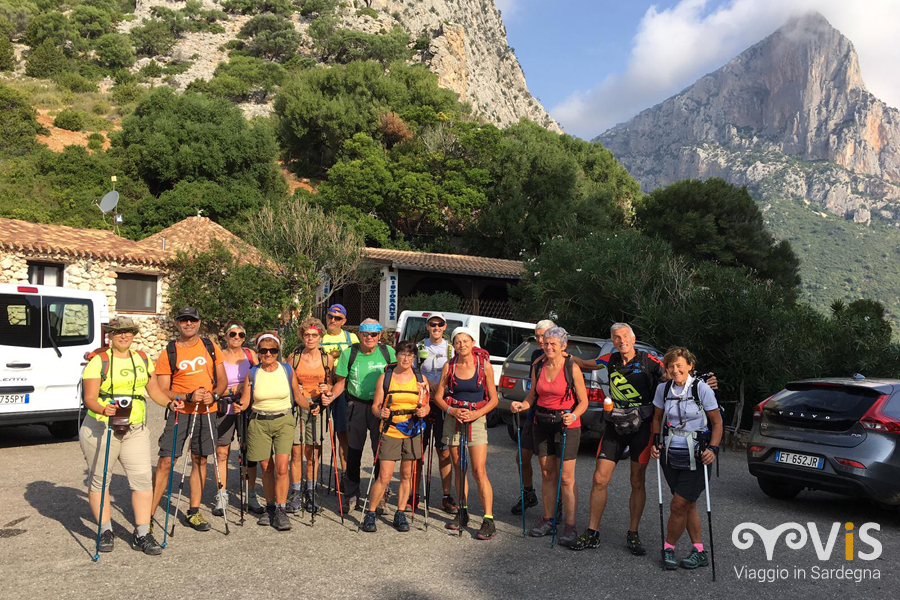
[98,191,119,214]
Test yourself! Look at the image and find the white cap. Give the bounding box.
[451,326,477,343]
[426,312,447,324]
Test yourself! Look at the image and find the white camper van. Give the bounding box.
[0,284,110,438]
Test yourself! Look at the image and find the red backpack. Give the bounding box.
[446,347,491,405]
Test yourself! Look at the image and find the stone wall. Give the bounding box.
[0,250,174,359]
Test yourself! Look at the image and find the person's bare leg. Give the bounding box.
[188,454,207,509]
[368,459,396,509]
[561,459,577,526]
[666,494,691,545]
[260,459,275,503]
[522,448,535,488]
[537,455,555,519]
[629,461,649,532]
[131,490,152,526]
[469,445,492,515]
[396,460,413,511]
[274,455,291,503]
[586,459,617,530]
[150,456,172,517]
[215,445,229,489]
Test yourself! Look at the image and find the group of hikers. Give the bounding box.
[79,304,723,573]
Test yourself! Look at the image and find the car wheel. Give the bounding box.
[486,407,501,428]
[47,420,79,439]
[757,477,802,500]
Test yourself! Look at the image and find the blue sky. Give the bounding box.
[499,0,900,139]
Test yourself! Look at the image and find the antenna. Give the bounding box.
[98,191,119,214]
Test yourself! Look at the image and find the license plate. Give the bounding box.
[525,380,531,391]
[775,451,823,469]
[0,393,28,405]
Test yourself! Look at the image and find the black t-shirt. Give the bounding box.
[598,350,665,408]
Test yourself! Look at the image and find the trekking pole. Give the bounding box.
[410,384,425,526]
[236,410,244,526]
[458,420,468,539]
[170,413,197,537]
[205,406,229,535]
[656,443,666,569]
[327,406,344,525]
[424,416,434,531]
[161,410,180,547]
[92,421,113,562]
[298,411,305,519]
[549,423,568,549]
[514,411,526,537]
[311,406,320,527]
[357,396,393,532]
[703,462,716,581]
[241,412,249,524]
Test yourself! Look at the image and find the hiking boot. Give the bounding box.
[257,505,274,527]
[626,530,646,556]
[511,488,538,515]
[187,510,211,532]
[529,517,554,538]
[441,494,459,515]
[393,510,410,532]
[272,507,292,531]
[286,489,304,514]
[662,547,678,570]
[445,507,469,531]
[98,529,114,553]
[131,530,162,556]
[247,494,264,515]
[476,517,496,540]
[569,529,601,551]
[361,511,377,533]
[304,490,322,514]
[558,524,578,547]
[211,490,228,517]
[680,548,709,569]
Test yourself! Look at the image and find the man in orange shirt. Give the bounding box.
[150,307,227,532]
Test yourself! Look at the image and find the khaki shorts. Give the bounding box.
[79,417,152,492]
[380,435,423,462]
[442,414,488,447]
[246,413,294,461]
[293,408,325,447]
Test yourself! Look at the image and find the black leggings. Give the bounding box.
[347,447,381,484]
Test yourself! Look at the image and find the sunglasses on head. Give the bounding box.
[178,317,200,323]
[326,314,346,321]
[228,331,246,338]
[258,347,279,355]
[359,332,380,338]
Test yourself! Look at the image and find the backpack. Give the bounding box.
[446,347,491,402]
[241,347,256,365]
[417,339,452,362]
[383,364,425,397]
[662,377,724,429]
[346,342,391,373]
[290,348,328,373]
[247,362,296,407]
[383,364,426,436]
[97,349,150,388]
[533,355,577,410]
[165,338,218,390]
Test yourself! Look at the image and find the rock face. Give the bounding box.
[597,12,900,222]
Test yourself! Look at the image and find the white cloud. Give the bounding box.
[494,0,519,17]
[552,0,900,139]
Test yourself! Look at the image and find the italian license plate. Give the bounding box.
[0,393,28,405]
[775,451,823,469]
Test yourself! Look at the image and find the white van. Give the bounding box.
[396,310,536,385]
[0,284,110,438]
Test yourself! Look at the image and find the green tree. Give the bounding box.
[23,10,69,47]
[0,34,14,71]
[0,0,39,40]
[238,13,301,62]
[310,16,411,65]
[130,18,175,56]
[24,38,67,77]
[0,84,42,157]
[94,32,134,69]
[635,178,801,299]
[187,55,285,101]
[136,180,266,234]
[70,5,111,39]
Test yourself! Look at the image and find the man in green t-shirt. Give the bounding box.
[319,304,359,472]
[328,318,395,502]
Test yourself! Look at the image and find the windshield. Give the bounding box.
[0,294,94,349]
[769,385,883,420]
[0,294,41,348]
[402,317,464,344]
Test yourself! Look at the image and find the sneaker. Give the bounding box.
[212,490,228,517]
[476,517,496,540]
[441,494,459,515]
[272,507,292,531]
[98,529,114,553]
[286,489,304,514]
[248,494,264,515]
[558,524,578,547]
[304,490,322,514]
[257,505,274,527]
[131,530,162,556]
[393,510,410,532]
[529,517,554,537]
[662,547,678,570]
[187,510,211,532]
[626,530,647,556]
[680,548,709,569]
[569,529,601,551]
[361,511,377,533]
[445,507,469,531]
[511,488,538,515]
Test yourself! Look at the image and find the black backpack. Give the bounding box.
[165,338,218,390]
[346,342,391,373]
[534,355,577,409]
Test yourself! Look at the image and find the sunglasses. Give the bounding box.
[258,347,280,355]
[359,332,380,338]
[427,322,446,328]
[111,330,137,336]
[178,317,200,323]
[228,331,246,338]
[326,314,346,321]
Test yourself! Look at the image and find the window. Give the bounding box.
[479,323,532,358]
[0,294,41,348]
[27,262,64,286]
[0,294,94,348]
[116,273,158,312]
[45,297,93,347]
[401,316,464,344]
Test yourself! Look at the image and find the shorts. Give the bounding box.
[347,398,381,454]
[331,391,348,433]
[158,409,216,458]
[293,408,324,446]
[246,413,294,461]
[380,435,423,462]
[662,460,708,503]
[533,422,580,461]
[80,417,152,492]
[596,417,653,464]
[442,414,488,447]
[216,413,237,447]
[424,402,448,451]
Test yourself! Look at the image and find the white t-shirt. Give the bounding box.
[652,376,718,448]
[416,338,451,384]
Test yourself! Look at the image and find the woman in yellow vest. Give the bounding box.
[360,340,429,533]
[79,317,172,556]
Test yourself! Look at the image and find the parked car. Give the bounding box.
[0,283,110,439]
[397,310,536,427]
[747,376,900,508]
[497,335,663,444]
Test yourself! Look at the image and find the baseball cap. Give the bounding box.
[175,307,200,321]
[328,304,347,317]
[426,312,447,325]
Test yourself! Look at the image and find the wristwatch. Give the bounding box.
[212,393,220,401]
[708,445,719,455]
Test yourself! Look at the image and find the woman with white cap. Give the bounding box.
[433,327,499,540]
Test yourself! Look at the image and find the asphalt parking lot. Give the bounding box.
[1,402,897,600]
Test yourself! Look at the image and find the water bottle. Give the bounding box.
[604,396,613,412]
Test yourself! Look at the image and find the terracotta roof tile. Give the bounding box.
[363,247,523,279]
[137,217,268,265]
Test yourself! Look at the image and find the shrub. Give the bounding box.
[23,10,69,48]
[95,32,135,69]
[54,71,98,92]
[297,0,335,16]
[0,0,39,40]
[138,59,164,78]
[86,131,104,150]
[54,108,85,131]
[25,39,67,77]
[0,34,15,71]
[356,7,377,18]
[0,83,42,156]
[130,18,175,56]
[70,5,112,39]
[110,80,143,104]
